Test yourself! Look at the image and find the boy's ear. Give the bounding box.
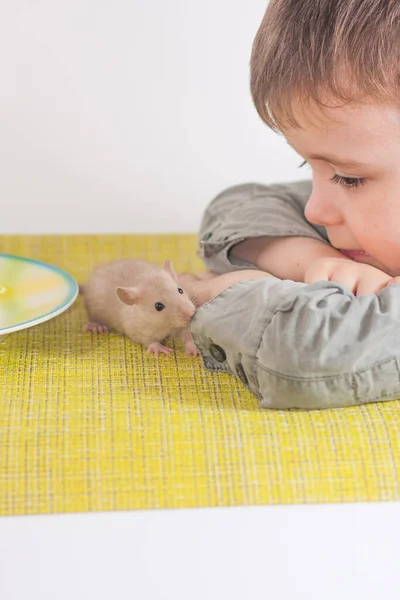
[116,286,140,305]
[162,260,177,281]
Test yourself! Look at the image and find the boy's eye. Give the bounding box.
[299,160,367,189]
[329,174,366,189]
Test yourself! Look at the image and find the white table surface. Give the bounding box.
[1,502,399,600]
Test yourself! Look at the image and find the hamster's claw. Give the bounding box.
[146,342,174,356]
[83,321,110,334]
[184,341,200,358]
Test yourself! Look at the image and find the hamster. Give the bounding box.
[81,259,199,357]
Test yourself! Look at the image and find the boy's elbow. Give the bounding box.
[256,330,400,410]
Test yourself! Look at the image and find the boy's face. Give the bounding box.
[284,102,400,276]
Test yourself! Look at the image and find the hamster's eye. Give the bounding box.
[155,302,165,311]
[177,287,183,294]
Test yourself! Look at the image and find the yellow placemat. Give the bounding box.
[1,234,400,516]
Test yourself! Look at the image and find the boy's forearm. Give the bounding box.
[181,270,273,307]
[230,236,345,282]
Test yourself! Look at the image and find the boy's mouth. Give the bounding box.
[340,249,371,262]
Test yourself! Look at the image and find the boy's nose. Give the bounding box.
[304,190,343,227]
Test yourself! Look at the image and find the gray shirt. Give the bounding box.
[190,181,400,409]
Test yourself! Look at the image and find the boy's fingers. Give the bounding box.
[356,274,400,296]
[332,272,359,295]
[305,264,359,294]
[304,263,329,285]
[384,276,400,288]
[355,280,385,296]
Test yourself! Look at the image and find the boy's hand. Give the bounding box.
[178,270,273,307]
[305,257,392,296]
[385,276,400,289]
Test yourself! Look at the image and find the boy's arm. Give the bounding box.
[230,235,345,282]
[189,276,400,409]
[198,180,342,280]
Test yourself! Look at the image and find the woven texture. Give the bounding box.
[1,234,400,516]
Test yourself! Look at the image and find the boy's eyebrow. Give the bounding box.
[307,153,368,170]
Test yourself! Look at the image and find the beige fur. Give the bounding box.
[82,259,198,356]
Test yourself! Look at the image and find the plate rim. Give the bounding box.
[0,253,79,335]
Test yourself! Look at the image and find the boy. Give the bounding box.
[180,0,400,409]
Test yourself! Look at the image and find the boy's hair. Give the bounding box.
[250,0,400,131]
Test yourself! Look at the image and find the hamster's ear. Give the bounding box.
[116,286,140,305]
[162,260,177,281]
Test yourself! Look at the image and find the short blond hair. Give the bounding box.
[250,0,400,131]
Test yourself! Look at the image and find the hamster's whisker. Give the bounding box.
[189,291,201,306]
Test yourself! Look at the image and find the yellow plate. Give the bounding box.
[0,253,78,336]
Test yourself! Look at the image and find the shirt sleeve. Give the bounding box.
[190,278,400,410]
[198,180,330,273]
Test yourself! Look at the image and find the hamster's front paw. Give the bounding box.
[184,340,200,358]
[83,321,110,334]
[146,341,174,356]
[179,327,200,358]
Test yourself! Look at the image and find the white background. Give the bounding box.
[0,0,306,234]
[1,503,400,600]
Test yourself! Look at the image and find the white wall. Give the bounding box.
[1,1,307,234]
